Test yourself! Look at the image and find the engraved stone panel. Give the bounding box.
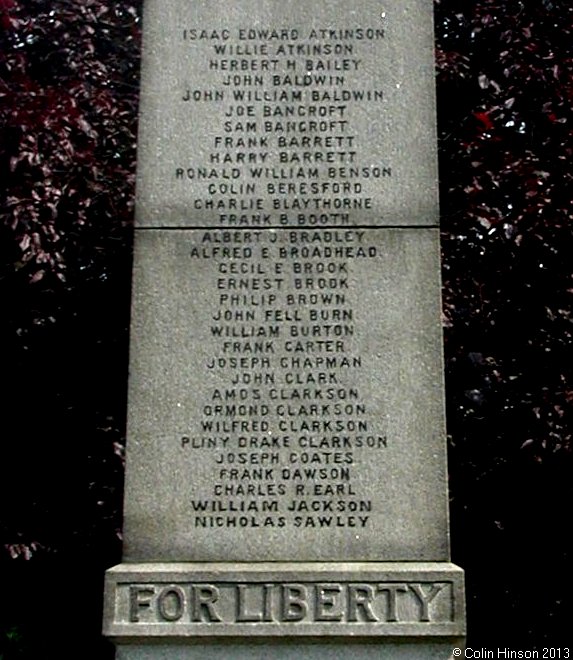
[135,0,438,228]
[122,228,449,562]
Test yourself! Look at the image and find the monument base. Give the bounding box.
[116,640,464,660]
[104,562,464,652]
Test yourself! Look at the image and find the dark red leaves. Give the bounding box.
[0,0,140,285]
[437,0,573,644]
[473,110,495,130]
[0,0,141,572]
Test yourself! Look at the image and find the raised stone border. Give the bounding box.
[104,562,465,640]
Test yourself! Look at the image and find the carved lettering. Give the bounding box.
[118,581,452,626]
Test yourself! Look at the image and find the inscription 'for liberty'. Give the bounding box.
[128,581,448,624]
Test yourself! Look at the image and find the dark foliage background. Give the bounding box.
[0,1,141,657]
[436,0,573,646]
[0,0,571,656]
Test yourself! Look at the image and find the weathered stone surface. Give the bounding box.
[104,563,465,640]
[104,0,466,652]
[135,0,438,228]
[121,228,449,563]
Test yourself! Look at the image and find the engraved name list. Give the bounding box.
[165,21,397,543]
[175,25,390,227]
[181,228,387,533]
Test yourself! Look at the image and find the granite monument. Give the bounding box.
[104,0,466,656]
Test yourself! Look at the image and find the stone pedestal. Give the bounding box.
[103,0,465,655]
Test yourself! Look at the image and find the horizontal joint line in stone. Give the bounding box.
[135,225,441,232]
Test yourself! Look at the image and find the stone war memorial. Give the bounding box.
[103,0,466,657]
